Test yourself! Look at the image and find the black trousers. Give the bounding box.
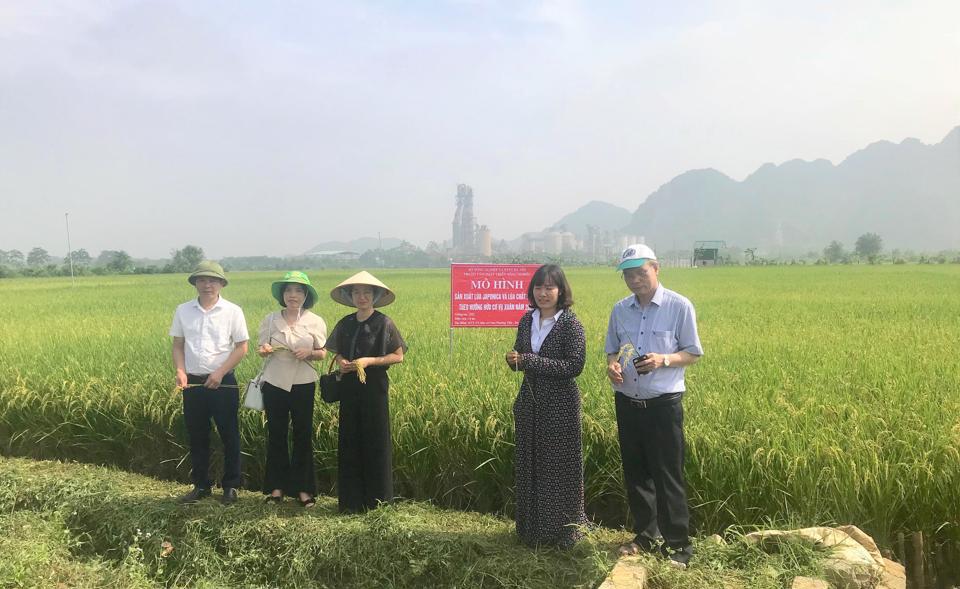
[262,380,317,496]
[337,373,393,513]
[614,391,690,549]
[182,373,242,489]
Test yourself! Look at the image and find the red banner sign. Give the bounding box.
[450,263,540,328]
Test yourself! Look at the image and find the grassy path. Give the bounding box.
[0,457,828,588]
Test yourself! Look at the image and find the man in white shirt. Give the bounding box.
[170,260,249,504]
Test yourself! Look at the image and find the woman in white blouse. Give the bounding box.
[257,271,327,507]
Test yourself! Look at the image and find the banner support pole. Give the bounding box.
[449,328,454,364]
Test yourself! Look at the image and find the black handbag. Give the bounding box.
[319,357,341,403]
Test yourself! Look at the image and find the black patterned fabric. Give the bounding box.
[327,311,406,512]
[512,309,588,547]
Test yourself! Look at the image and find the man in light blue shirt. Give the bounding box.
[605,244,703,568]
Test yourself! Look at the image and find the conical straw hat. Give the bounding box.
[330,271,396,307]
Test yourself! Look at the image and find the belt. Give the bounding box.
[186,372,237,388]
[616,391,682,409]
[187,371,235,379]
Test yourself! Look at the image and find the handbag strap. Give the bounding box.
[258,312,280,375]
[280,309,322,366]
[330,318,363,374]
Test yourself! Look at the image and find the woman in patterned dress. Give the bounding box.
[505,264,588,547]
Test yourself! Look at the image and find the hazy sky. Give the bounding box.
[1,0,958,258]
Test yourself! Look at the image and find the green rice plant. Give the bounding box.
[1,265,959,554]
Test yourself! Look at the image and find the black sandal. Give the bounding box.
[264,495,282,504]
[298,495,316,508]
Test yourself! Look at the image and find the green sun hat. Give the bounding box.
[188,260,228,286]
[271,270,319,309]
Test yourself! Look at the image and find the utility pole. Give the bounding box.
[65,212,75,286]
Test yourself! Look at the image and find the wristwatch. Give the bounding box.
[663,354,672,367]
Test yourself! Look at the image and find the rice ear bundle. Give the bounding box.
[354,361,367,384]
[616,343,636,364]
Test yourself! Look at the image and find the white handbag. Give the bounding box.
[244,373,264,411]
[244,315,276,411]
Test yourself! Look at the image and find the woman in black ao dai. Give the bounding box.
[326,271,406,514]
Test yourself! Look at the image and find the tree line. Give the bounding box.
[819,233,960,265]
[0,245,206,278]
[821,232,884,264]
[3,234,958,278]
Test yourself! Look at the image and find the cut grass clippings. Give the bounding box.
[0,457,827,588]
[0,510,153,588]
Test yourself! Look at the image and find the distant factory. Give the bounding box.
[518,228,643,256]
[518,230,577,253]
[451,184,492,257]
[449,183,642,260]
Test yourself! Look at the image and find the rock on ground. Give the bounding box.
[746,526,906,589]
[598,556,648,589]
[791,577,830,589]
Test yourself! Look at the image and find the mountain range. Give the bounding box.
[546,200,632,235]
[305,237,405,254]
[307,126,959,255]
[560,126,959,252]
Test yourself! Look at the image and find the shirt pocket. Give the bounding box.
[651,330,677,354]
[211,325,234,352]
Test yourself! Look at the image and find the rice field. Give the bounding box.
[1,264,959,551]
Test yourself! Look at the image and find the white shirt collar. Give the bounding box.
[532,308,563,324]
[192,296,224,312]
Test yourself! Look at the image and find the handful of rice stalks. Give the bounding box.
[354,361,367,384]
[617,343,636,365]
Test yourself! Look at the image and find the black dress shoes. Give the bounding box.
[662,544,693,569]
[221,487,239,505]
[178,486,211,504]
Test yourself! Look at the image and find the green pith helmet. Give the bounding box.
[188,260,228,286]
[271,270,319,309]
